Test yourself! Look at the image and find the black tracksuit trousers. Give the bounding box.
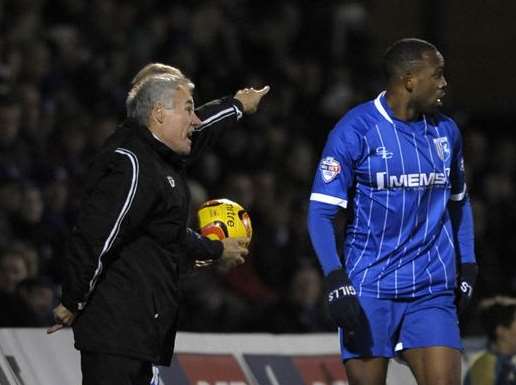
[81,351,153,385]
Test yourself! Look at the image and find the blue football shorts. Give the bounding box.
[339,291,462,360]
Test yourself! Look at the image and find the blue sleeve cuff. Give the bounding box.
[307,200,343,275]
[449,196,476,264]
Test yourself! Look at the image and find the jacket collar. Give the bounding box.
[123,119,187,168]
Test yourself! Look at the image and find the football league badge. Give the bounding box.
[320,156,341,183]
[433,137,450,161]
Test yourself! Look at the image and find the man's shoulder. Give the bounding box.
[430,112,459,130]
[89,128,151,174]
[333,99,380,137]
[428,112,462,144]
[469,350,497,369]
[466,351,497,382]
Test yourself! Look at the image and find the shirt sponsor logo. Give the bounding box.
[320,156,341,183]
[376,169,450,189]
[433,136,450,161]
[376,146,393,160]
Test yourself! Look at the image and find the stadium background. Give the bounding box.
[1,0,515,340]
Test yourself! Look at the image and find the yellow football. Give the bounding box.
[197,198,252,243]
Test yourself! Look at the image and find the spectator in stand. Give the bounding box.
[0,90,32,177]
[249,263,334,333]
[0,247,30,294]
[16,277,57,326]
[0,246,35,326]
[464,297,516,385]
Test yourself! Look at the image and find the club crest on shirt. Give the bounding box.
[319,156,341,183]
[166,176,175,188]
[433,137,450,161]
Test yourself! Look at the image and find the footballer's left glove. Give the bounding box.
[457,262,479,314]
[325,268,362,334]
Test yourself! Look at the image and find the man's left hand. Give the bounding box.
[234,86,270,113]
[457,262,479,314]
[47,303,76,334]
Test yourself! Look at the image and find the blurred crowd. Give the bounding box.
[0,0,514,336]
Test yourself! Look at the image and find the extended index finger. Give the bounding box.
[256,85,270,95]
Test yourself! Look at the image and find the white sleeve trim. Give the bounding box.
[233,103,243,120]
[310,193,348,208]
[450,183,467,201]
[195,107,236,132]
[78,148,139,310]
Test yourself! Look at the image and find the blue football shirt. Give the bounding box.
[310,92,468,299]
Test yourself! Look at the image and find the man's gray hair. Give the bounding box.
[126,74,194,126]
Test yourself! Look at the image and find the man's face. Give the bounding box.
[0,105,21,145]
[152,86,201,155]
[409,49,447,113]
[0,254,28,293]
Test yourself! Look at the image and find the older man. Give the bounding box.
[49,72,267,385]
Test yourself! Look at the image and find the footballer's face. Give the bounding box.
[152,86,201,155]
[409,49,447,113]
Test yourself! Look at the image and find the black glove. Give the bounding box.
[325,268,362,334]
[456,262,478,314]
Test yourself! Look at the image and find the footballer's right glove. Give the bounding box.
[325,268,362,334]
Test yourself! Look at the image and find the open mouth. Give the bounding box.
[186,132,193,147]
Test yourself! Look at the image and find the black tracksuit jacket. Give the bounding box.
[61,97,243,365]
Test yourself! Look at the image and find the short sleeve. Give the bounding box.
[310,121,363,208]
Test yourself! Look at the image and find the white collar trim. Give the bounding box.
[374,91,393,124]
[152,132,165,144]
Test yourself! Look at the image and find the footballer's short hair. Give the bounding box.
[383,38,438,80]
